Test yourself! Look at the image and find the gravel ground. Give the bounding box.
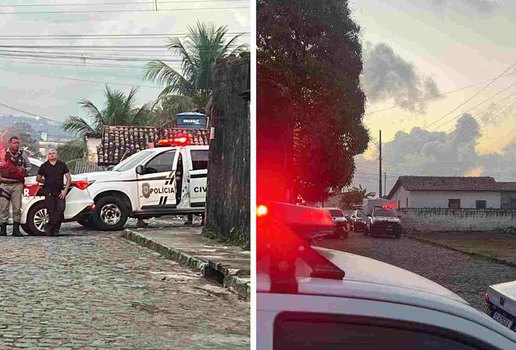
[316,230,516,311]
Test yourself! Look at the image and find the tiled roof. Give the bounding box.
[387,176,516,198]
[97,125,209,165]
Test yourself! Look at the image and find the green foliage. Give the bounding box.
[56,139,85,163]
[257,0,369,203]
[143,21,248,108]
[339,185,376,208]
[62,86,150,137]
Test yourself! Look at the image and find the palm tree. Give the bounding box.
[62,85,149,137]
[143,21,247,108]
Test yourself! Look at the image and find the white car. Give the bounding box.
[257,202,516,349]
[486,280,516,331]
[9,157,95,235]
[75,139,208,231]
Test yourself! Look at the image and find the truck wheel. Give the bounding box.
[91,196,129,231]
[23,201,48,236]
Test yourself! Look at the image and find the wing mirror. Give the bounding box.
[107,165,114,171]
[136,165,145,175]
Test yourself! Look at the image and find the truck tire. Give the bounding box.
[23,201,48,236]
[91,196,129,231]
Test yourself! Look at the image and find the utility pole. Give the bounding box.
[154,0,158,11]
[379,130,382,198]
[384,172,387,197]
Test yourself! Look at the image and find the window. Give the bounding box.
[449,199,461,209]
[113,150,153,172]
[274,312,491,350]
[476,200,487,209]
[145,151,176,174]
[190,150,209,170]
[406,197,409,208]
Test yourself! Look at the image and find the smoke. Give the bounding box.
[354,112,516,193]
[362,43,442,113]
[431,0,500,14]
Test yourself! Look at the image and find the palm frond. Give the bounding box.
[62,116,97,136]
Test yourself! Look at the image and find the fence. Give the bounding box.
[398,208,516,232]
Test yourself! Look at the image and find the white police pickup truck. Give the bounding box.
[485,280,516,332]
[76,137,208,231]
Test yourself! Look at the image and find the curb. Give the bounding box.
[122,229,250,301]
[408,235,516,268]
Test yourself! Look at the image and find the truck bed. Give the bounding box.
[488,280,516,317]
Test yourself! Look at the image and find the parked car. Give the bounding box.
[257,202,516,349]
[75,138,209,231]
[323,207,349,239]
[485,280,516,332]
[8,157,95,235]
[350,210,367,232]
[365,207,403,238]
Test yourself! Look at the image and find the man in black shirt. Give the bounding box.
[36,149,71,236]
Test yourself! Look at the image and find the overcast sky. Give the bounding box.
[0,0,250,126]
[348,0,516,194]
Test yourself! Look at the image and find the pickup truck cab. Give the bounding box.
[366,207,403,238]
[77,138,208,231]
[486,280,516,332]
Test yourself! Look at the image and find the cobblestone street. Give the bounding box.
[0,224,249,349]
[317,231,516,311]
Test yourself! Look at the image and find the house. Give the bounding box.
[387,176,516,209]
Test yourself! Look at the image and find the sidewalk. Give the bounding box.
[122,225,250,300]
[409,231,516,268]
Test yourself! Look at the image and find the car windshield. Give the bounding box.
[328,209,343,217]
[112,150,153,172]
[374,209,397,217]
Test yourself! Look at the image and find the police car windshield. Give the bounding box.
[373,209,397,217]
[113,150,153,172]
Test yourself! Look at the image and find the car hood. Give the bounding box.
[373,217,401,223]
[314,247,466,303]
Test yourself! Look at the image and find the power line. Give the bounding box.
[0,67,163,89]
[363,70,516,116]
[0,32,250,39]
[0,5,249,15]
[0,0,248,7]
[0,101,61,125]
[422,61,516,131]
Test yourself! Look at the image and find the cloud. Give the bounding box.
[362,42,442,113]
[361,113,516,190]
[431,0,500,14]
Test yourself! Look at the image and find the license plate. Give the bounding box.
[493,311,514,329]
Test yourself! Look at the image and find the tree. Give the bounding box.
[339,185,375,209]
[2,122,42,158]
[257,0,369,203]
[143,21,247,108]
[56,139,85,164]
[148,95,197,128]
[62,85,150,137]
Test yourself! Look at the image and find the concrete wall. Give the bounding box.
[390,186,411,209]
[399,208,516,232]
[390,188,501,208]
[501,192,516,209]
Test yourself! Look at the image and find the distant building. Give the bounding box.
[387,176,516,209]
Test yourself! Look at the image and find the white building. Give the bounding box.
[387,176,516,209]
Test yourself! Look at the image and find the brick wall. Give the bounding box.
[398,208,516,232]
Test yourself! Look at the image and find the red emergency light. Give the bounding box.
[382,203,397,210]
[257,201,345,294]
[157,136,190,147]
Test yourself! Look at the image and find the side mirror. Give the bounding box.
[107,165,114,171]
[136,165,145,175]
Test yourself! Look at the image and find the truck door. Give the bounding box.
[187,149,209,208]
[137,149,179,209]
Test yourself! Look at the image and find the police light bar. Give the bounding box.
[157,136,190,147]
[382,203,397,209]
[257,201,345,294]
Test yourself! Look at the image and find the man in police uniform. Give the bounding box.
[0,136,32,236]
